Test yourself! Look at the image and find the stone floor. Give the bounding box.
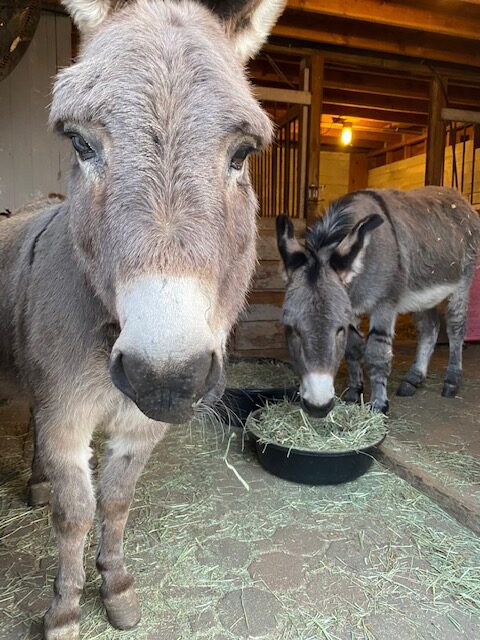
[1,343,480,640]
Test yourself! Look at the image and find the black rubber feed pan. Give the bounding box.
[246,408,386,486]
[218,357,299,428]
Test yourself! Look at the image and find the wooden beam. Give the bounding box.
[253,86,311,105]
[323,88,428,115]
[441,108,480,125]
[287,0,480,42]
[273,15,480,68]
[376,439,480,536]
[425,76,448,186]
[265,42,480,83]
[323,103,428,126]
[306,54,324,225]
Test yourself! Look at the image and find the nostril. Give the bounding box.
[110,351,137,402]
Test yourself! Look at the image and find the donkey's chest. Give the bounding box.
[396,283,457,313]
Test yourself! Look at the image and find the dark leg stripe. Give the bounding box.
[368,328,392,342]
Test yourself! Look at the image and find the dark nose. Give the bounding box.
[110,350,221,423]
[301,397,335,418]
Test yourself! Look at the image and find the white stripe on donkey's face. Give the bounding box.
[110,276,225,424]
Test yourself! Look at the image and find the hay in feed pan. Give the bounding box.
[247,398,388,453]
[246,399,388,485]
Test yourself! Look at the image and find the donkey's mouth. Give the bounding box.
[301,397,335,418]
[109,349,223,424]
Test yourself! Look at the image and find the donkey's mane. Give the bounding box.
[305,193,357,253]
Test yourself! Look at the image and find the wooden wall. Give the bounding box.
[319,150,351,209]
[368,140,479,207]
[368,151,425,190]
[0,14,72,212]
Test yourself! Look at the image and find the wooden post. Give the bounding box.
[306,53,324,226]
[425,75,447,186]
[297,63,309,219]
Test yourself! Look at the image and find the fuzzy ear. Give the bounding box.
[331,214,384,284]
[61,0,111,34]
[276,215,307,274]
[205,0,286,62]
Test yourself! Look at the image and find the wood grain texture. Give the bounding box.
[0,14,71,211]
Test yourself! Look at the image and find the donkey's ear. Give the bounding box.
[331,214,384,284]
[208,0,287,62]
[276,215,307,274]
[61,0,111,34]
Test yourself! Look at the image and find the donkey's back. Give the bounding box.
[277,185,480,417]
[372,186,480,299]
[0,198,64,371]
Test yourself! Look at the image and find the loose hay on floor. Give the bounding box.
[1,414,480,640]
[225,360,299,389]
[247,399,388,452]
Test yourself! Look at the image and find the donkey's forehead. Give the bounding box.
[51,0,270,136]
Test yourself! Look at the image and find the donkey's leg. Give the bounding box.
[96,422,163,630]
[442,277,472,398]
[365,308,397,414]
[27,410,52,507]
[40,415,96,640]
[344,321,365,404]
[397,308,440,397]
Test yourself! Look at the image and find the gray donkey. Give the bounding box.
[0,0,285,637]
[276,186,480,417]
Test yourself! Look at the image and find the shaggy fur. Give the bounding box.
[277,186,480,416]
[0,1,285,638]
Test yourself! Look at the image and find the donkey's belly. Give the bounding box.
[397,283,457,313]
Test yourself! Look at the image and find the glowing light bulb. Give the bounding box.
[341,124,353,146]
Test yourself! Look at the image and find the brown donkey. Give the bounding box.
[0,0,285,637]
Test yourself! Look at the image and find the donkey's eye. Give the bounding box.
[67,133,96,161]
[230,144,254,171]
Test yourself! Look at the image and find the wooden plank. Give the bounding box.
[323,103,428,126]
[241,303,282,322]
[442,108,480,125]
[264,43,480,83]
[348,153,368,192]
[425,76,447,186]
[297,64,309,219]
[272,17,480,68]
[246,290,285,306]
[287,0,480,42]
[254,86,311,105]
[257,235,282,261]
[234,320,286,351]
[257,216,306,232]
[252,261,285,291]
[324,87,428,115]
[0,14,71,211]
[376,439,480,536]
[306,53,323,225]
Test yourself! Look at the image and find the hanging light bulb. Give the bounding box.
[341,123,353,146]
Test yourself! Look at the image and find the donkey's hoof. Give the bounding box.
[27,481,51,507]
[44,610,80,640]
[103,588,141,630]
[396,380,418,397]
[372,400,389,415]
[441,383,457,398]
[344,387,362,404]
